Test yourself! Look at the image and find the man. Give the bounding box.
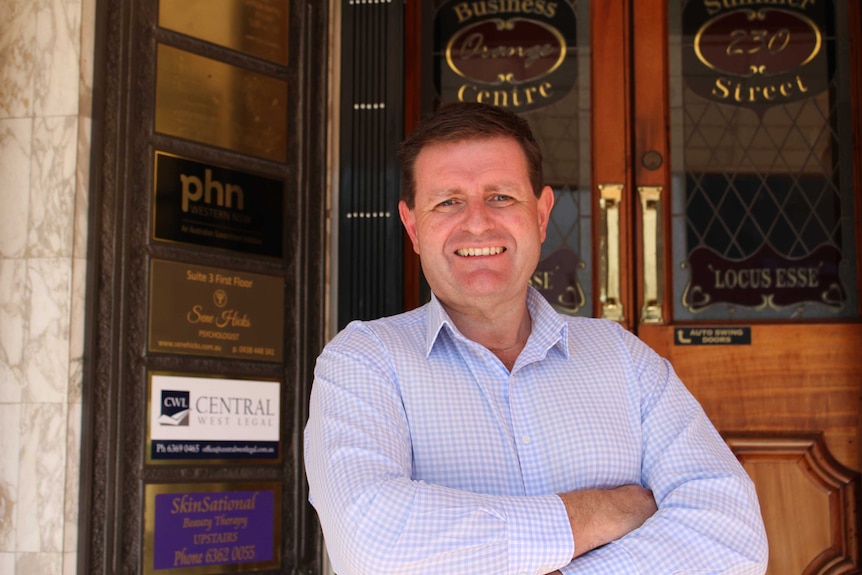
[305,102,768,574]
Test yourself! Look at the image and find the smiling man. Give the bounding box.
[304,102,768,575]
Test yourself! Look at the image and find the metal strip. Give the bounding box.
[599,183,624,321]
[638,186,664,323]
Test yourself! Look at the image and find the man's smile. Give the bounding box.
[455,246,506,257]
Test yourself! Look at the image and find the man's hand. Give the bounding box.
[559,485,657,558]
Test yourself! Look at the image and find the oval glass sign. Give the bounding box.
[682,2,831,111]
[446,18,566,85]
[695,8,821,77]
[434,0,578,112]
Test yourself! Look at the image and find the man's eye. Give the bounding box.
[490,194,512,202]
[437,199,457,208]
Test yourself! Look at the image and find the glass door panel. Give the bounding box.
[430,0,595,315]
[668,0,858,321]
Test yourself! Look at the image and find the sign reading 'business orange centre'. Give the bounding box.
[435,0,577,112]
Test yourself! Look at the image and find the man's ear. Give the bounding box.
[398,200,421,254]
[537,185,555,242]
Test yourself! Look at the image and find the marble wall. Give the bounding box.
[0,0,94,573]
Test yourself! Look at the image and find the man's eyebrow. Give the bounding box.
[425,187,461,201]
[484,182,522,194]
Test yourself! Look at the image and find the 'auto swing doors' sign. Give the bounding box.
[680,0,847,313]
[434,0,577,112]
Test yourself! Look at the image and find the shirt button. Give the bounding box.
[521,436,531,445]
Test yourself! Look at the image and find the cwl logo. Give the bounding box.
[159,390,190,426]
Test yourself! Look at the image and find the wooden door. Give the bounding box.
[629,0,862,572]
[415,0,862,571]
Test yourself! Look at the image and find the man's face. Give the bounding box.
[399,137,554,313]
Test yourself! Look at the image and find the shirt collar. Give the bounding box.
[424,287,570,360]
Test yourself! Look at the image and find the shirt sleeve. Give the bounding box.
[560,327,768,574]
[304,323,575,575]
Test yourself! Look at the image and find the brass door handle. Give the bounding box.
[638,186,664,323]
[599,184,624,321]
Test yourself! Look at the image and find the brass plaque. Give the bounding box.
[152,151,285,258]
[144,481,281,574]
[155,44,287,162]
[148,259,284,362]
[159,0,289,65]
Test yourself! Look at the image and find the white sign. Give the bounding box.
[148,373,280,462]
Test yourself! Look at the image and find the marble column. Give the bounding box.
[0,0,94,573]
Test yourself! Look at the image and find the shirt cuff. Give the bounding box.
[502,494,574,575]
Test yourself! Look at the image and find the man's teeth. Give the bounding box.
[456,247,505,256]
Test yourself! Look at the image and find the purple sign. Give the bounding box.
[149,486,278,573]
[683,244,845,312]
[531,246,586,314]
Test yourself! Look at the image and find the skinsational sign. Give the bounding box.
[144,482,280,575]
[435,0,577,112]
[147,373,281,463]
[683,0,832,113]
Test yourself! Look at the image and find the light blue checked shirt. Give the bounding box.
[305,288,767,575]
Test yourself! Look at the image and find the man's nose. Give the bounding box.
[461,199,494,233]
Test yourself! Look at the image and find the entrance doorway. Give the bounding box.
[409,1,862,571]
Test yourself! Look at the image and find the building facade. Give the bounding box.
[1,1,861,574]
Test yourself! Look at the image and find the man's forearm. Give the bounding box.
[558,485,657,558]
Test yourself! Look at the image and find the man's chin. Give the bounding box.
[446,275,524,302]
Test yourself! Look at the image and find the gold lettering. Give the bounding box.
[186,305,215,324]
[530,270,554,290]
[704,0,814,16]
[452,0,559,22]
[712,267,773,290]
[712,78,731,99]
[704,0,723,15]
[217,309,251,329]
[457,81,555,108]
[453,2,472,22]
[456,32,556,69]
[711,74,814,104]
[173,548,204,566]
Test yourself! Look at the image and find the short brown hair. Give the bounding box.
[398,102,544,209]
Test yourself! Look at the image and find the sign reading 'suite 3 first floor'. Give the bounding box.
[148,259,285,362]
[153,151,285,258]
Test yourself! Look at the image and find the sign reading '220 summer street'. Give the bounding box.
[683,0,831,111]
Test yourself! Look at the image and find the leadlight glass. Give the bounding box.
[669,0,857,320]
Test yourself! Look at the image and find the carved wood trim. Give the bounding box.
[725,433,861,575]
